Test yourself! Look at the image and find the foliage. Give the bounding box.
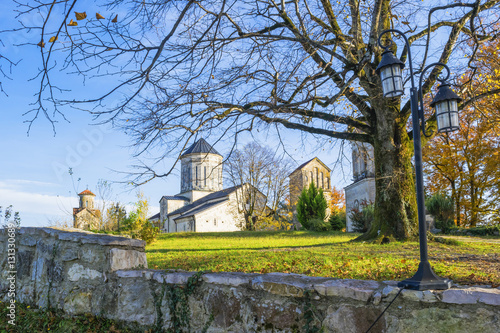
[254,215,293,231]
[296,182,328,230]
[121,192,159,244]
[146,230,500,286]
[423,36,500,227]
[4,1,499,241]
[329,210,346,231]
[425,193,455,232]
[448,225,500,237]
[307,218,332,232]
[0,302,133,332]
[0,205,21,228]
[349,200,374,233]
[105,203,127,232]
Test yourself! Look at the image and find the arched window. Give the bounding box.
[315,167,319,185]
[195,166,199,186]
[305,175,308,183]
[320,172,324,188]
[310,171,313,184]
[326,177,330,189]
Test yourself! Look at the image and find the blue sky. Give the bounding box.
[0,1,354,227]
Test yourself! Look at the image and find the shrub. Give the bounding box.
[308,218,332,232]
[425,193,454,232]
[448,225,500,236]
[296,182,328,230]
[349,200,374,233]
[329,210,346,231]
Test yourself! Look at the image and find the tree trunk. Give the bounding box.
[358,105,418,241]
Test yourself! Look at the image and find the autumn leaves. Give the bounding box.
[37,11,119,48]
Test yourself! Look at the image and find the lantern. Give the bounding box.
[429,83,462,133]
[376,50,405,98]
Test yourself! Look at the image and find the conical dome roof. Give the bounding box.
[181,139,221,157]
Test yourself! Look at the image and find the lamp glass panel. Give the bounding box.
[381,65,403,97]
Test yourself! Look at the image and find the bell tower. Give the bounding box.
[179,139,223,202]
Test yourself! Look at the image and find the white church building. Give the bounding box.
[152,139,263,233]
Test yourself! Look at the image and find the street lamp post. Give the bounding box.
[376,29,461,291]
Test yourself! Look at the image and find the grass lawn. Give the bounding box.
[146,231,500,286]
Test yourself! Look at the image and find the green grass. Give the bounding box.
[0,302,135,333]
[146,231,500,286]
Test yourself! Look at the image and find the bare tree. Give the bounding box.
[226,142,292,229]
[4,0,500,240]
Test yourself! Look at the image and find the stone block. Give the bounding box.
[314,279,380,302]
[251,273,327,297]
[64,291,92,315]
[323,305,385,333]
[67,263,102,282]
[109,248,147,271]
[442,287,500,306]
[203,272,254,287]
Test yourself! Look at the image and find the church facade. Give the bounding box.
[289,157,332,206]
[344,142,376,232]
[156,139,264,233]
[73,189,101,230]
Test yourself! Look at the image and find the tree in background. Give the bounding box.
[121,192,159,244]
[227,142,293,230]
[425,193,455,232]
[423,36,500,227]
[328,186,346,231]
[3,1,500,240]
[296,182,328,231]
[105,203,127,232]
[0,205,21,228]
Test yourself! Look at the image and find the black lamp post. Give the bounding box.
[376,29,461,290]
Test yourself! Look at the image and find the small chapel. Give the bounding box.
[154,139,264,233]
[73,189,101,230]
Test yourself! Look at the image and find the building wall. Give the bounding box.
[180,153,223,194]
[73,209,99,230]
[2,227,498,332]
[289,158,331,206]
[194,199,244,232]
[344,177,376,232]
[160,198,187,232]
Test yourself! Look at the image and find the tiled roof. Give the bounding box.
[161,195,189,201]
[181,138,221,157]
[173,199,228,220]
[168,185,241,217]
[148,212,161,220]
[78,189,96,196]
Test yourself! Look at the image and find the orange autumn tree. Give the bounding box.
[423,37,500,227]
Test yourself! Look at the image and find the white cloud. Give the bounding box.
[0,187,77,227]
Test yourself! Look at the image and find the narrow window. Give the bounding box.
[320,172,324,188]
[214,218,217,226]
[196,166,199,186]
[310,171,313,184]
[327,177,330,189]
[315,167,319,185]
[204,166,207,187]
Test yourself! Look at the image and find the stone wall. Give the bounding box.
[1,227,499,332]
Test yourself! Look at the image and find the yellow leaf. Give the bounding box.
[75,12,87,20]
[211,74,215,79]
[105,47,113,51]
[37,40,45,48]
[112,14,118,23]
[67,19,78,26]
[49,36,57,43]
[96,13,105,20]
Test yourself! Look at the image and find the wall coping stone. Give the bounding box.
[13,227,146,249]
